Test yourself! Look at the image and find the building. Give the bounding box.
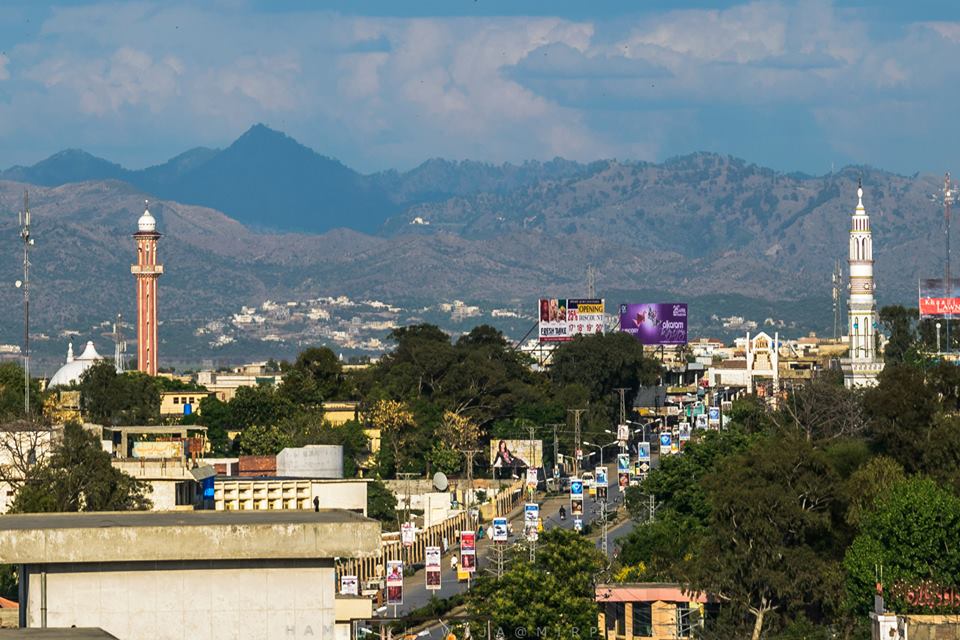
[159,391,216,417]
[323,401,360,426]
[131,202,163,377]
[47,342,109,388]
[195,370,282,402]
[596,583,718,640]
[842,181,885,388]
[0,510,380,639]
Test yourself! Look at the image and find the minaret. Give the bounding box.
[131,201,163,376]
[842,180,884,388]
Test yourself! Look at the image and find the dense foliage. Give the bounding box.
[615,319,960,639]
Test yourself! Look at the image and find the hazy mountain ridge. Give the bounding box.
[0,129,947,359]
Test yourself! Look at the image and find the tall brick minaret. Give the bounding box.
[131,201,163,376]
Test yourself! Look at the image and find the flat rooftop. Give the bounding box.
[0,630,118,639]
[0,510,380,565]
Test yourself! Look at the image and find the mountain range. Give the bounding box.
[0,125,948,362]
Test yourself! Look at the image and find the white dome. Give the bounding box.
[48,341,110,388]
[138,202,156,233]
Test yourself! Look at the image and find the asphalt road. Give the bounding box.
[395,463,638,615]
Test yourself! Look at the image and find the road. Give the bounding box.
[395,462,643,615]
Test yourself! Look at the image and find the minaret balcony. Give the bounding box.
[130,265,165,275]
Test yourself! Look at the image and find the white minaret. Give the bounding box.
[842,180,884,388]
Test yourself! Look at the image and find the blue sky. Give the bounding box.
[1,0,960,174]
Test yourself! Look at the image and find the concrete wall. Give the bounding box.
[24,560,335,640]
[276,446,343,479]
[214,479,367,514]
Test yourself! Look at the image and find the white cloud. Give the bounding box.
[0,54,8,81]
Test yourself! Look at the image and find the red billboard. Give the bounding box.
[919,279,960,318]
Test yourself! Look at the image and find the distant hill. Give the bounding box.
[0,133,947,361]
[2,125,596,234]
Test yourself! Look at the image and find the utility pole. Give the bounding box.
[569,409,585,476]
[462,449,479,530]
[832,259,842,342]
[548,423,562,478]
[615,388,628,426]
[586,265,597,298]
[486,540,508,580]
[599,498,608,557]
[17,191,32,419]
[945,172,954,353]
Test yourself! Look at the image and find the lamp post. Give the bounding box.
[582,440,619,466]
[937,322,943,356]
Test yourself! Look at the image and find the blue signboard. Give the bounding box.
[659,433,672,448]
[570,479,584,498]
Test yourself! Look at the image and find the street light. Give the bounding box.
[582,440,619,465]
[626,419,658,446]
[937,322,943,355]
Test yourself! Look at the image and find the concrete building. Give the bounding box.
[323,401,360,426]
[0,510,380,640]
[276,445,343,479]
[214,478,367,513]
[131,203,163,377]
[159,391,215,417]
[194,370,282,402]
[842,181,885,388]
[596,583,717,640]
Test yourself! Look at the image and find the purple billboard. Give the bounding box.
[619,303,688,345]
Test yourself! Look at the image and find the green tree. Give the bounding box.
[196,395,232,453]
[0,362,41,420]
[237,423,293,456]
[11,422,151,512]
[878,305,920,365]
[366,478,398,531]
[279,346,344,407]
[844,477,960,615]
[228,384,296,430]
[78,361,161,425]
[843,455,906,528]
[688,435,843,640]
[467,528,604,638]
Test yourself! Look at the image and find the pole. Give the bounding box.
[946,173,953,353]
[550,423,561,478]
[19,191,31,419]
[569,409,585,476]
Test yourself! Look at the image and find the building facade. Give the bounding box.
[842,182,885,387]
[131,203,163,377]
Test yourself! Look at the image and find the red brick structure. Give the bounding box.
[131,202,163,377]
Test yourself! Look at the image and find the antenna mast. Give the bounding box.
[18,191,32,418]
[946,173,953,353]
[832,259,842,341]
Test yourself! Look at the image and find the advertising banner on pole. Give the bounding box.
[571,498,583,516]
[492,517,508,543]
[425,546,442,591]
[708,407,720,426]
[526,467,539,489]
[618,303,688,345]
[573,518,583,532]
[524,503,539,542]
[637,441,651,462]
[596,466,608,501]
[570,478,584,499]
[386,560,403,605]
[340,574,358,596]
[538,298,605,342]
[460,531,476,573]
[401,522,415,547]
[659,432,672,452]
[617,424,629,444]
[696,414,709,430]
[617,453,630,474]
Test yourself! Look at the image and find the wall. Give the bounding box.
[24,560,335,640]
[214,479,367,514]
[276,445,343,479]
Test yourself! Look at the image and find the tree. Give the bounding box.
[366,478,398,531]
[774,378,865,443]
[878,305,920,365]
[467,528,604,638]
[368,399,415,476]
[237,423,293,455]
[844,478,960,615]
[11,422,151,512]
[0,419,55,492]
[688,435,842,640]
[78,361,161,425]
[279,346,344,406]
[843,455,905,528]
[0,362,41,421]
[228,384,296,430]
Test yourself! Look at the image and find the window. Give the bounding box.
[676,603,697,637]
[632,603,652,638]
[173,397,179,404]
[615,602,625,636]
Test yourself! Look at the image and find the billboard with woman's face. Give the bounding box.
[490,439,543,469]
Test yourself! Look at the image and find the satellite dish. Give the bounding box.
[433,472,449,492]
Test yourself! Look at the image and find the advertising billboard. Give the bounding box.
[919,278,960,317]
[619,303,688,345]
[491,439,543,470]
[340,575,358,596]
[524,503,539,541]
[401,522,415,547]
[538,298,605,342]
[492,517,508,543]
[460,531,477,573]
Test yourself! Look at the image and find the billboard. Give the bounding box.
[492,517,509,543]
[461,530,476,573]
[920,278,960,317]
[491,439,543,470]
[401,522,416,547]
[524,503,539,541]
[619,303,688,345]
[538,298,605,342]
[340,574,358,596]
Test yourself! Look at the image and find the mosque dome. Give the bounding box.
[137,202,156,233]
[48,341,109,388]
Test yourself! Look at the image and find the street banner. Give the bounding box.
[460,531,477,573]
[708,407,720,426]
[425,546,441,591]
[570,478,584,499]
[619,303,688,345]
[539,298,605,342]
[573,518,583,532]
[526,467,539,489]
[595,466,607,486]
[524,503,539,542]
[696,414,708,429]
[617,453,630,473]
[492,517,508,543]
[618,472,629,489]
[637,441,651,462]
[571,498,584,517]
[671,440,680,455]
[617,423,629,444]
[401,522,415,547]
[386,560,403,605]
[659,432,672,453]
[340,574,358,596]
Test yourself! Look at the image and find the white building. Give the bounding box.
[48,341,111,388]
[842,181,885,388]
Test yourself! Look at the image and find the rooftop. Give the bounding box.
[0,630,118,639]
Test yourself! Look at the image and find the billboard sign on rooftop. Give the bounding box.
[919,279,960,318]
